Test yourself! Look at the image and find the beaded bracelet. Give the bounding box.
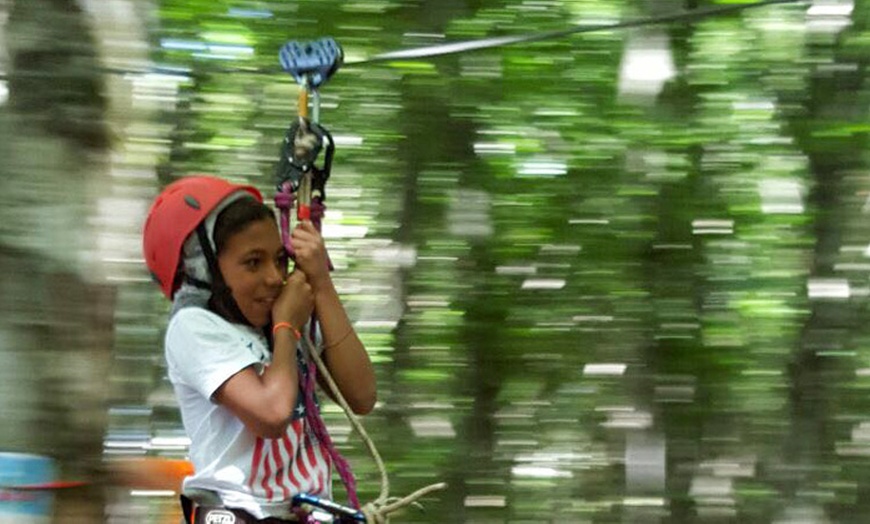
[272,321,301,340]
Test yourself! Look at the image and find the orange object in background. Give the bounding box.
[109,457,194,492]
[103,458,195,524]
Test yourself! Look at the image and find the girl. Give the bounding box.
[142,175,376,522]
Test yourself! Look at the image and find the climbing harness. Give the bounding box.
[275,38,446,523]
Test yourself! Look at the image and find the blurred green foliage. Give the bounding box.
[131,0,870,521]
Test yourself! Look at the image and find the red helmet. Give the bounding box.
[143,175,263,299]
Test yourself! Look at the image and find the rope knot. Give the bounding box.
[362,503,388,524]
[358,482,448,524]
[274,188,296,210]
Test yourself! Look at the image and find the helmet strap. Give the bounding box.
[195,223,252,327]
[182,275,211,290]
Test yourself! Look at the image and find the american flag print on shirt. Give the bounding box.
[247,356,333,500]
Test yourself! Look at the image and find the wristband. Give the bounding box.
[272,322,301,340]
[323,327,354,351]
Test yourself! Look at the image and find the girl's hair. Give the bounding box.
[213,197,276,255]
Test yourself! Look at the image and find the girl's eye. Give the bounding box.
[245,258,260,269]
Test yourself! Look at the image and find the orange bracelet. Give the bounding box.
[272,322,301,340]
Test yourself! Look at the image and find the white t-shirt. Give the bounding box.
[165,307,332,519]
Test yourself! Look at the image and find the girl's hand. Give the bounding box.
[291,221,331,290]
[272,270,314,330]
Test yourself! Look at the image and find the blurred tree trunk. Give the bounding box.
[388,3,505,521]
[785,22,870,520]
[395,84,492,523]
[0,0,117,521]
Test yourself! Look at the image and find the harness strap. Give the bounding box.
[180,494,311,524]
[181,493,194,523]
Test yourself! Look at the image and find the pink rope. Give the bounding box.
[275,186,333,271]
[275,186,360,509]
[302,359,361,509]
[275,182,296,259]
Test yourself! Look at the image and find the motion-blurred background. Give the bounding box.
[0,0,867,522]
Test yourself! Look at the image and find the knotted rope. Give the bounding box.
[299,332,447,523]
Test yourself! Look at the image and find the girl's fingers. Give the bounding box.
[290,233,317,249]
[290,222,327,275]
[293,221,323,240]
[291,231,325,253]
[292,231,320,247]
[291,241,321,260]
[297,220,317,233]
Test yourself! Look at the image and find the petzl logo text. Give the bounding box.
[204,509,236,524]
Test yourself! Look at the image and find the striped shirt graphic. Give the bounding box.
[247,365,332,500]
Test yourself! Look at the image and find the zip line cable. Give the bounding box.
[84,0,808,79]
[344,0,806,66]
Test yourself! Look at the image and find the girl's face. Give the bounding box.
[216,218,287,328]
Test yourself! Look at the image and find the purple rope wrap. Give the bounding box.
[275,182,296,258]
[302,359,361,509]
[310,200,325,231]
[274,184,333,271]
[276,185,359,509]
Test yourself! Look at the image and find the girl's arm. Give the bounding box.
[213,270,314,437]
[291,221,377,414]
[213,328,299,438]
[313,278,377,414]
